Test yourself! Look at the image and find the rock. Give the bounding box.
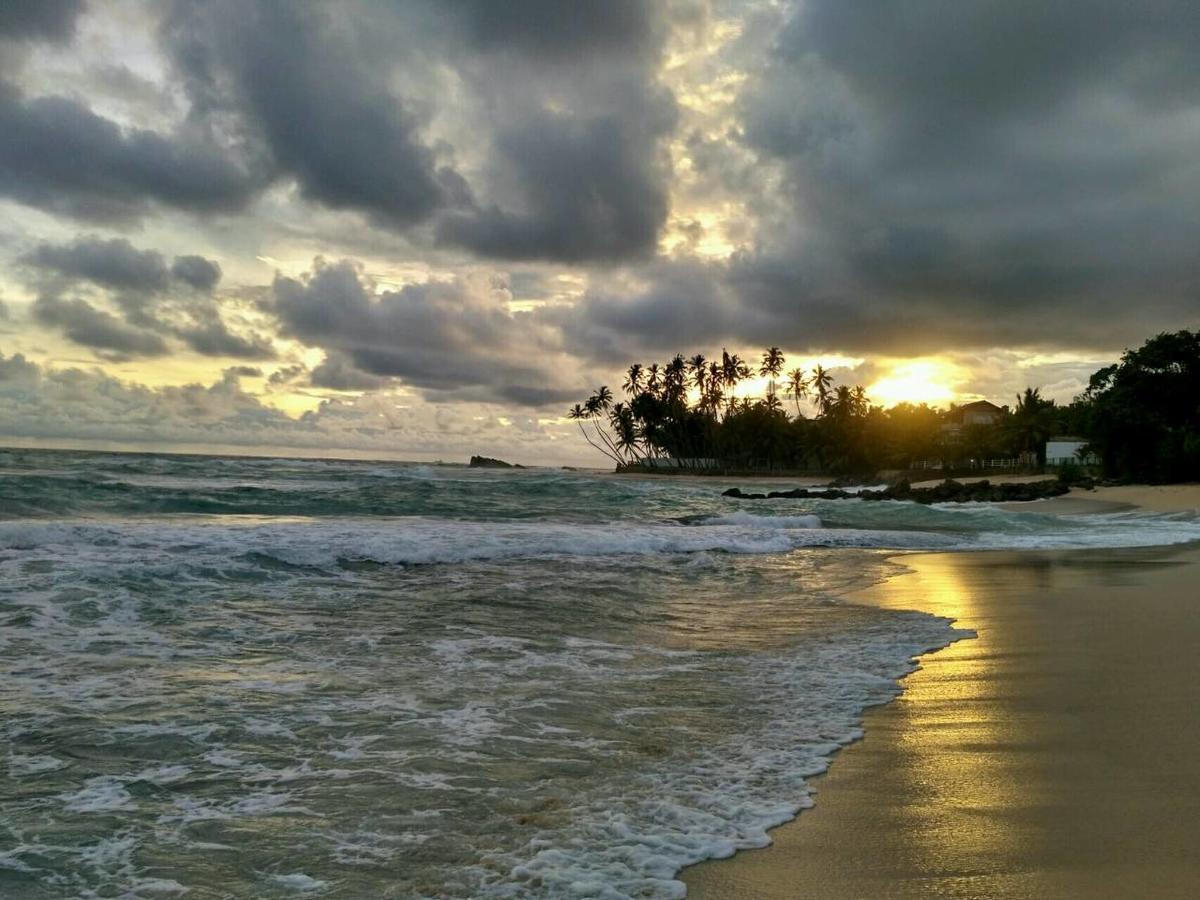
[722,487,767,499]
[469,455,514,468]
[724,478,1072,505]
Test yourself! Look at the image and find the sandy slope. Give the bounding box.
[684,490,1200,899]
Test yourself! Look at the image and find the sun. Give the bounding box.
[868,359,959,408]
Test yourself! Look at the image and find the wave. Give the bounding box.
[0,517,967,569]
[4,508,1199,573]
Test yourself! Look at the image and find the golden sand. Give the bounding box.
[684,486,1200,899]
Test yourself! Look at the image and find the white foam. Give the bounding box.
[699,512,823,529]
[133,764,191,785]
[269,873,329,893]
[8,754,65,776]
[471,612,970,898]
[60,776,136,813]
[0,517,963,571]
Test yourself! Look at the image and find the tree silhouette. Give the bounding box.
[786,368,809,416]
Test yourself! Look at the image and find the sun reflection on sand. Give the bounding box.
[867,553,1030,869]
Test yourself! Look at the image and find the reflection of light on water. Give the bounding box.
[869,553,1025,865]
[656,550,893,652]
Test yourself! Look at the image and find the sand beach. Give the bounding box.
[685,485,1200,899]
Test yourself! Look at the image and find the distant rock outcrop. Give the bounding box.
[722,478,1090,504]
[469,455,520,469]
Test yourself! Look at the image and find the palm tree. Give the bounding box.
[568,397,621,465]
[786,368,808,417]
[851,385,869,417]
[720,350,752,415]
[832,384,853,417]
[705,361,723,414]
[663,354,687,403]
[688,354,707,396]
[622,363,645,396]
[760,347,786,403]
[1010,387,1056,465]
[646,363,661,395]
[811,364,833,415]
[609,402,642,462]
[584,385,613,417]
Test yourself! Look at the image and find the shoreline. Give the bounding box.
[683,484,1200,898]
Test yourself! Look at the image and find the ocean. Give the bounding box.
[3,449,1199,899]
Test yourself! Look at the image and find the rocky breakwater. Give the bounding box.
[469,455,525,469]
[723,477,1091,504]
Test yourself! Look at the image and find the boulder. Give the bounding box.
[724,478,1072,505]
[469,455,514,468]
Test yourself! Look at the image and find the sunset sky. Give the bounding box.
[1,1,1196,464]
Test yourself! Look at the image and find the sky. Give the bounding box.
[1,0,1197,465]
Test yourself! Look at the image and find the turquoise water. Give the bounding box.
[3,449,1198,898]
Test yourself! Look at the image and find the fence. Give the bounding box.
[911,458,1023,471]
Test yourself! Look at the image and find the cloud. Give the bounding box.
[155,0,681,263]
[171,255,222,292]
[0,81,265,222]
[0,352,586,462]
[223,365,263,379]
[443,0,663,61]
[436,90,677,262]
[32,295,169,358]
[271,258,582,405]
[24,236,170,293]
[22,235,272,360]
[721,0,1200,352]
[160,0,449,228]
[0,350,40,380]
[0,0,84,43]
[175,320,275,360]
[432,2,680,263]
[555,259,746,362]
[309,353,390,391]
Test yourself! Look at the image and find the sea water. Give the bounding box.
[3,449,1199,898]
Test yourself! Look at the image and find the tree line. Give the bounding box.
[567,330,1200,482]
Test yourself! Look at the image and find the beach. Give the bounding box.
[684,485,1200,899]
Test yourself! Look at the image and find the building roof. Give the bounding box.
[958,400,1004,413]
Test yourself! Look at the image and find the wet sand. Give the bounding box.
[684,488,1200,899]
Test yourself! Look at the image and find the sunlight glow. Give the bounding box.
[868,360,959,408]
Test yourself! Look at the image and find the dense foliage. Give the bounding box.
[569,331,1200,481]
[1075,330,1200,481]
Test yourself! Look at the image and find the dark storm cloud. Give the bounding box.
[24,237,226,295]
[272,259,578,405]
[0,0,84,42]
[309,354,390,391]
[33,295,168,358]
[436,88,677,263]
[555,260,748,362]
[719,0,1200,352]
[433,1,678,263]
[160,0,448,228]
[24,236,272,360]
[0,83,263,222]
[25,237,169,293]
[0,350,39,380]
[223,365,263,379]
[4,0,678,264]
[171,255,222,292]
[176,321,275,360]
[443,0,661,60]
[156,0,677,262]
